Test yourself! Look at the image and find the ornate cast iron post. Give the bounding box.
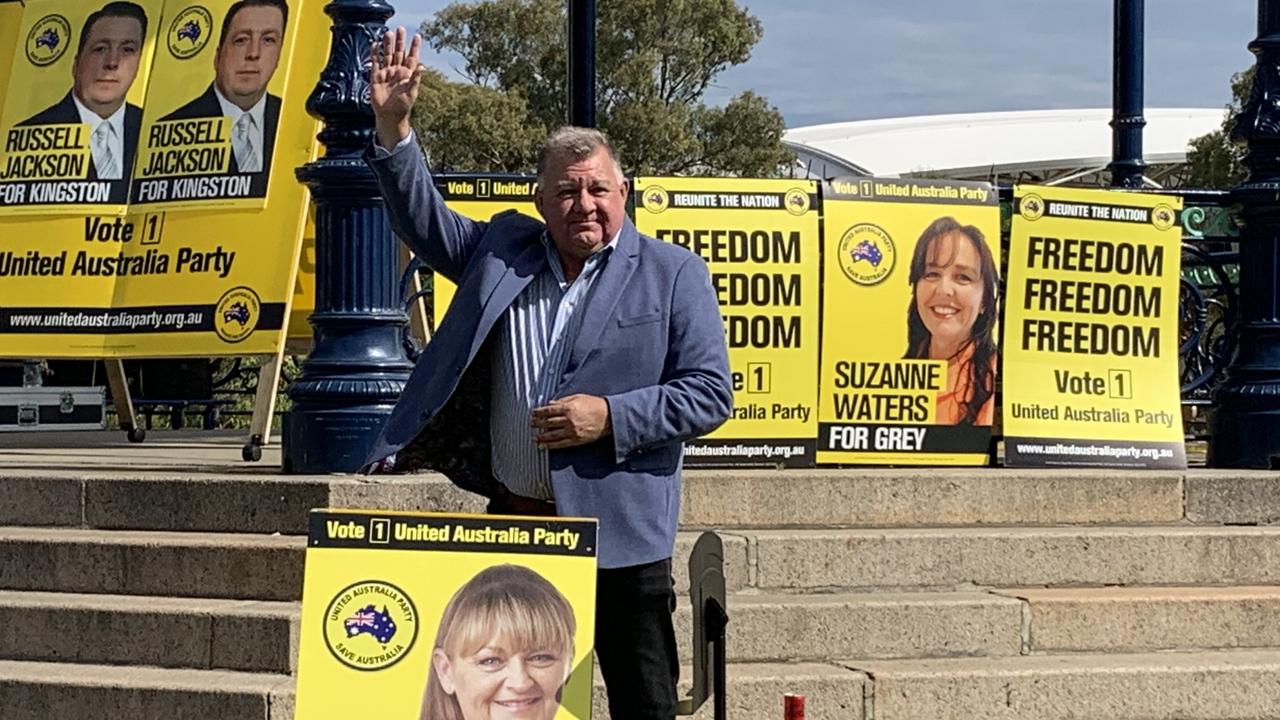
[568,0,596,127]
[281,0,412,473]
[1209,0,1280,467]
[1109,0,1146,187]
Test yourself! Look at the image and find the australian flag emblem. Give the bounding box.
[851,239,883,267]
[345,604,397,644]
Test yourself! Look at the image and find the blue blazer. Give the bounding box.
[363,141,732,568]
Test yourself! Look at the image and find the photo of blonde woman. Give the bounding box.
[421,564,576,720]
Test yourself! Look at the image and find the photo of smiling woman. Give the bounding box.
[904,216,1000,426]
[421,564,576,720]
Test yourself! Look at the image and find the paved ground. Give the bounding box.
[0,430,283,475]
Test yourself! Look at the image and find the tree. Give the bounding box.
[412,0,793,176]
[1185,67,1253,189]
[410,67,545,171]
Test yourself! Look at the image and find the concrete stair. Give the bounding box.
[0,591,297,673]
[5,434,1280,718]
[1008,586,1280,653]
[0,660,294,720]
[846,650,1280,720]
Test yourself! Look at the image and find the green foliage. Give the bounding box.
[416,0,793,176]
[1186,67,1253,189]
[695,91,790,177]
[410,67,545,172]
[424,0,565,126]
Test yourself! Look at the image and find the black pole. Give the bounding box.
[1109,0,1146,187]
[567,0,596,127]
[711,599,727,720]
[281,0,413,472]
[1209,0,1280,467]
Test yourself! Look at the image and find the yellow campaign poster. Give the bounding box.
[287,204,315,341]
[0,0,324,358]
[634,177,820,467]
[130,0,299,210]
[0,2,27,126]
[0,0,163,215]
[431,173,538,327]
[1003,185,1185,468]
[295,510,598,720]
[817,177,1001,465]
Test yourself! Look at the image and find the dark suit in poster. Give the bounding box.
[158,84,280,198]
[17,91,142,204]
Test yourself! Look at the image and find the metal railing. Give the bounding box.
[1176,193,1239,439]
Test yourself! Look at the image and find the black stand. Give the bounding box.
[678,531,728,720]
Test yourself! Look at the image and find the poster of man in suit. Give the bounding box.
[0,0,327,360]
[132,0,292,210]
[0,0,161,215]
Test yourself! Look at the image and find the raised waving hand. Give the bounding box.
[370,26,423,150]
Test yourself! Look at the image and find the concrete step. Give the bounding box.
[676,591,1023,663]
[1185,469,1280,524]
[18,651,1280,720]
[0,587,1020,674]
[851,649,1280,720]
[0,473,484,534]
[5,467,1220,534]
[683,468,1184,527]
[0,658,866,720]
[749,525,1280,590]
[0,590,296,673]
[1003,585,1280,654]
[0,527,305,601]
[10,584,1272,676]
[0,526,747,599]
[11,523,1280,599]
[0,660,293,720]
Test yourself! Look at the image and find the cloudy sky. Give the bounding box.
[389,0,1255,128]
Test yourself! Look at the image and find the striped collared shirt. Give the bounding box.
[490,232,618,500]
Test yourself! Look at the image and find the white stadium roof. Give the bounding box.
[783,108,1225,186]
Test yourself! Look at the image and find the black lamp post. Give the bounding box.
[1209,0,1280,467]
[282,0,413,473]
[1109,0,1146,188]
[568,0,596,127]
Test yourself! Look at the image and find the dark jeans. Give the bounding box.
[596,558,679,720]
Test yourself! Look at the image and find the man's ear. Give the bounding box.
[433,648,456,695]
[533,189,548,221]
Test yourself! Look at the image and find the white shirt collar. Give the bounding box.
[71,93,125,140]
[542,228,621,287]
[72,94,125,178]
[213,84,267,132]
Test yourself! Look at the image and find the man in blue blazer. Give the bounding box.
[365,28,732,720]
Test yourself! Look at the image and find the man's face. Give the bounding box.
[534,148,629,264]
[214,5,284,110]
[72,15,143,117]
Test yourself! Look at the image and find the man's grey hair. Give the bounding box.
[535,126,625,188]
